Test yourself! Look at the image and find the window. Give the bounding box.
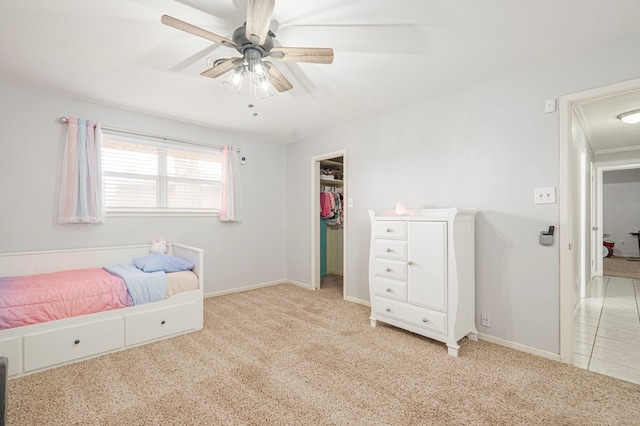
[101,133,222,215]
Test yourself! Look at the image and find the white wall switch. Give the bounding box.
[347,197,353,208]
[534,186,556,204]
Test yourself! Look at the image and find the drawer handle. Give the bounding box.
[385,307,391,312]
[408,261,414,266]
[386,228,393,233]
[386,248,392,253]
[385,267,392,272]
[422,318,428,323]
[161,320,166,325]
[386,288,392,292]
[74,339,80,345]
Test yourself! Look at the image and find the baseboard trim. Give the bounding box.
[344,296,370,307]
[478,333,560,362]
[284,279,315,290]
[204,280,290,298]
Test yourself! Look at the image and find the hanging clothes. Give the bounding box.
[320,188,344,227]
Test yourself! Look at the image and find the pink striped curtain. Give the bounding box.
[58,117,105,224]
[218,145,242,222]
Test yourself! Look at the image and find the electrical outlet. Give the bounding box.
[481,313,490,327]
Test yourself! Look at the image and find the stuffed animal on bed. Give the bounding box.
[149,238,168,254]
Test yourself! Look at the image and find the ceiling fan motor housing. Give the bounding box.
[231,24,275,58]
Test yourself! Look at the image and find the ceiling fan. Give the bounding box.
[161,0,334,97]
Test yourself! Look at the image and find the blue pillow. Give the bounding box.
[132,254,194,273]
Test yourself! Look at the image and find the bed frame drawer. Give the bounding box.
[24,318,124,372]
[0,337,21,377]
[125,302,196,346]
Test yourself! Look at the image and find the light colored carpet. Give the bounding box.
[7,281,640,425]
[603,256,640,279]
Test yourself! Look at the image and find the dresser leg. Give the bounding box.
[447,344,459,357]
[369,318,377,328]
[467,332,478,341]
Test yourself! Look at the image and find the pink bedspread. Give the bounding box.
[0,268,134,330]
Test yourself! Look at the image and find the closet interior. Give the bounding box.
[319,156,344,287]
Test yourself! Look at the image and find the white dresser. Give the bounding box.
[368,208,477,356]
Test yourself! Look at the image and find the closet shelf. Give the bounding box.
[321,177,343,186]
[320,159,343,168]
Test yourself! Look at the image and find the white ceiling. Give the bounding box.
[575,90,640,154]
[1,0,640,144]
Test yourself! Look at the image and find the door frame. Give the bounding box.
[596,163,640,272]
[559,77,640,364]
[311,149,347,295]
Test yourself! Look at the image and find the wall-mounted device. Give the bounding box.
[540,226,555,246]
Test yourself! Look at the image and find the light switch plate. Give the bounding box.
[534,187,556,204]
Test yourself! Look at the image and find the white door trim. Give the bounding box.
[559,77,640,364]
[311,150,347,295]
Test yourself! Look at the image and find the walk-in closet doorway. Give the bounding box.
[311,150,347,297]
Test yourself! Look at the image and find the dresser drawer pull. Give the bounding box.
[385,307,391,312]
[408,261,414,266]
[422,318,428,323]
[161,320,166,325]
[386,248,392,253]
[74,339,80,345]
[385,267,392,272]
[386,288,392,292]
[386,228,393,233]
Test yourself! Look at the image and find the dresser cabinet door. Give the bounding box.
[408,221,448,311]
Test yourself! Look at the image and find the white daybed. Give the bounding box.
[0,243,204,378]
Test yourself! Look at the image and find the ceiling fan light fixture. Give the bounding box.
[252,74,276,99]
[245,48,264,74]
[223,67,245,94]
[617,109,640,124]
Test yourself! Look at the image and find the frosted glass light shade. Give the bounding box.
[617,109,640,124]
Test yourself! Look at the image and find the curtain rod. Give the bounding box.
[58,117,239,152]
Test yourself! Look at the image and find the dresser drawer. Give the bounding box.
[373,277,407,302]
[125,302,196,346]
[374,221,407,240]
[374,259,407,281]
[24,317,124,372]
[374,239,407,260]
[373,297,447,335]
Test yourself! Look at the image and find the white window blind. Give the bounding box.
[101,135,222,215]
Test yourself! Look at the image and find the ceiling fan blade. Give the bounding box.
[270,47,334,64]
[170,45,220,72]
[161,15,236,48]
[264,62,293,92]
[201,58,242,78]
[245,0,275,45]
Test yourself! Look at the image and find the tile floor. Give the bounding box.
[574,275,640,385]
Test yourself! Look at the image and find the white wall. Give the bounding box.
[286,33,640,355]
[0,83,287,295]
[603,169,640,257]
